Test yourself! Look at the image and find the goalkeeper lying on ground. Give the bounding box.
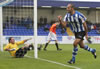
[4,37,42,58]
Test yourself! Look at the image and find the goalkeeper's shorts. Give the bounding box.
[15,48,27,58]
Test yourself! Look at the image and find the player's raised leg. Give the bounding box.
[79,41,97,59]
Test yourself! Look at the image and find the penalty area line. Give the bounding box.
[25,55,81,69]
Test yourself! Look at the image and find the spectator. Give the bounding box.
[39,16,44,26]
[10,16,14,24]
[44,16,47,25]
[97,27,100,34]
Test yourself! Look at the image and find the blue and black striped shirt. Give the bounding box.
[63,11,87,33]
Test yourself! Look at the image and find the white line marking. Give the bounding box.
[25,55,81,69]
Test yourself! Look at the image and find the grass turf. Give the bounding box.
[0,44,100,69]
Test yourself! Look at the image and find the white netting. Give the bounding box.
[0,0,35,51]
[1,0,38,57]
[3,0,34,36]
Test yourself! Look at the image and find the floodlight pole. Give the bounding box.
[34,0,38,58]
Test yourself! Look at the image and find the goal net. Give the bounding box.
[0,0,39,58]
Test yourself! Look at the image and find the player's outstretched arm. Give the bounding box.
[5,48,16,51]
[24,38,32,42]
[4,45,16,51]
[57,15,67,28]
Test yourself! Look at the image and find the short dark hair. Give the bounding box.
[8,37,13,43]
[69,3,75,9]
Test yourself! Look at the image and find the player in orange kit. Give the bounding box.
[43,22,62,51]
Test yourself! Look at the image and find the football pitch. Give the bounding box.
[0,44,100,69]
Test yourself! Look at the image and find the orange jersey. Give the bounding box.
[50,24,57,34]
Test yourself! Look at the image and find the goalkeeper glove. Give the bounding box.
[9,48,16,51]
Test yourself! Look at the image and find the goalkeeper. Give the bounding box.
[4,37,41,58]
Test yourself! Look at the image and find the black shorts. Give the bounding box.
[15,48,27,58]
[74,31,86,40]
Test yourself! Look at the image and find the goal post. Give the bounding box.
[0,7,3,51]
[34,0,38,58]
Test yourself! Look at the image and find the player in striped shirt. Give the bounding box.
[43,22,62,51]
[58,3,97,64]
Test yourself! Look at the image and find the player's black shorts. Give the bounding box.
[15,48,27,58]
[74,31,86,40]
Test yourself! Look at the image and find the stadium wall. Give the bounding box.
[2,36,100,45]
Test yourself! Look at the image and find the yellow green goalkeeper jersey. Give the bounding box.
[4,40,25,57]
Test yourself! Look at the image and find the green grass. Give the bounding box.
[0,44,100,69]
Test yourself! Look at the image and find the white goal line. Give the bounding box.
[25,55,81,69]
